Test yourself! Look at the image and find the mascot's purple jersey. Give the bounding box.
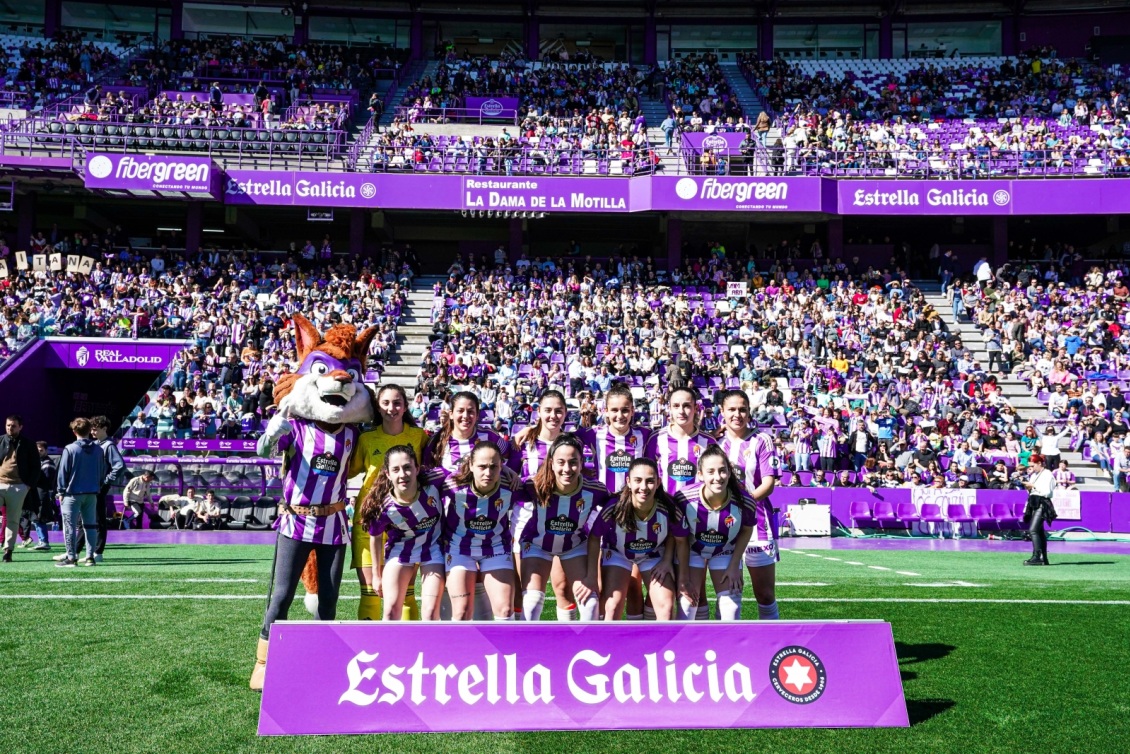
[275,419,357,546]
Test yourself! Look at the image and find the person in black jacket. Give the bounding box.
[30,442,57,551]
[0,415,40,562]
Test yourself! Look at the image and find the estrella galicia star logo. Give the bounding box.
[769,645,827,704]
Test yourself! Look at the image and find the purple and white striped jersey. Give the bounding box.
[274,419,358,545]
[816,431,838,458]
[440,481,517,558]
[367,474,445,564]
[644,428,717,495]
[428,428,511,474]
[512,480,610,554]
[742,431,782,494]
[585,503,688,564]
[674,483,752,557]
[513,437,553,480]
[718,431,759,479]
[576,426,651,494]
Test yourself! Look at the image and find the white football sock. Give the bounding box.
[521,590,546,622]
[555,603,579,621]
[678,595,698,620]
[577,594,599,621]
[716,590,742,620]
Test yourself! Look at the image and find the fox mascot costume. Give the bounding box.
[249,314,377,691]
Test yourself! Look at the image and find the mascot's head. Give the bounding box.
[273,314,377,426]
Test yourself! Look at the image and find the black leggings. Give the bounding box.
[260,534,346,640]
[1028,506,1048,561]
[819,455,836,471]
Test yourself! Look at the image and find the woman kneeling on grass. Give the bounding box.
[584,457,693,620]
[441,441,518,620]
[360,445,445,621]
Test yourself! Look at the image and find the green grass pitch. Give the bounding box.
[1,542,1128,753]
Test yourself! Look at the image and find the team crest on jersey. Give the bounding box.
[724,514,736,527]
[494,498,504,510]
[692,444,703,456]
[651,522,662,534]
[627,435,638,447]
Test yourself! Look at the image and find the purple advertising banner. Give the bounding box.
[461,176,635,212]
[837,179,1015,215]
[651,175,825,212]
[121,438,257,452]
[84,153,218,195]
[224,170,463,209]
[224,171,643,212]
[464,96,520,119]
[44,340,186,371]
[258,621,908,735]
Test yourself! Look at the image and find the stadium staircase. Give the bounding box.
[924,289,1108,490]
[638,90,683,174]
[373,276,441,399]
[719,62,771,123]
[377,58,434,128]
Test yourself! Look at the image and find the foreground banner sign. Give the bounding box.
[258,621,908,735]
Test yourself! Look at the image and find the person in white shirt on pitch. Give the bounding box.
[1022,454,1057,566]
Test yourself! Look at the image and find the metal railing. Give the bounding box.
[393,104,520,126]
[678,145,1130,179]
[358,141,655,176]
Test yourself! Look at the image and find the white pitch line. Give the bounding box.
[867,566,892,571]
[48,578,124,583]
[896,571,921,576]
[843,561,865,566]
[822,557,842,561]
[0,595,1127,606]
[184,578,258,583]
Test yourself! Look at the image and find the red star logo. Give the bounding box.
[778,655,818,695]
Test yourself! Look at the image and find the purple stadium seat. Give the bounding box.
[872,500,898,528]
[991,502,1020,530]
[947,504,975,536]
[969,503,998,532]
[918,503,946,537]
[896,502,920,528]
[849,501,875,528]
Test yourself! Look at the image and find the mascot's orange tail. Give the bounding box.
[301,552,318,597]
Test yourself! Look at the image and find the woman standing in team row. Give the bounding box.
[716,388,781,620]
[576,383,652,620]
[674,445,754,620]
[360,445,445,621]
[513,390,592,621]
[440,441,517,620]
[645,386,717,496]
[349,384,428,621]
[584,457,692,620]
[425,391,512,473]
[512,434,610,622]
[425,391,512,619]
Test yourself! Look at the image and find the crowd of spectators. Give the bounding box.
[664,52,746,133]
[3,30,123,112]
[959,252,1130,489]
[0,231,417,439]
[129,36,403,101]
[739,51,1127,123]
[414,243,1124,489]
